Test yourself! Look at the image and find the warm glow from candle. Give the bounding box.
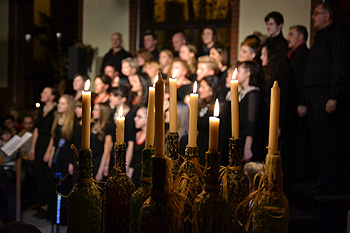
[172,69,178,78]
[214,99,219,117]
[153,75,158,87]
[193,81,197,94]
[35,103,40,108]
[118,105,123,117]
[231,68,237,80]
[84,79,90,91]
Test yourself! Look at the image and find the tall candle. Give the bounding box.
[116,105,125,145]
[145,86,155,149]
[169,70,177,132]
[230,68,239,139]
[81,80,91,149]
[154,71,165,156]
[208,99,220,153]
[188,81,198,147]
[268,81,280,154]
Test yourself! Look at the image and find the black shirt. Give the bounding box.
[263,32,289,57]
[100,48,132,74]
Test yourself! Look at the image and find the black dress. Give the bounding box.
[239,89,264,161]
[33,106,56,206]
[177,83,192,102]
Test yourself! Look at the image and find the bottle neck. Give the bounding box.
[204,152,221,193]
[79,149,93,180]
[140,148,153,186]
[114,143,127,173]
[229,138,242,167]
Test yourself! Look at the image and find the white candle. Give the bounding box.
[268,81,280,154]
[169,69,177,132]
[145,86,155,149]
[116,105,125,145]
[81,80,91,149]
[155,71,165,156]
[230,68,239,139]
[188,81,198,147]
[208,99,220,153]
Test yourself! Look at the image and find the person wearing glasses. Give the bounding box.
[304,2,349,195]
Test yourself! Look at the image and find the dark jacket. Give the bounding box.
[100,48,132,74]
[263,32,289,56]
[304,24,349,100]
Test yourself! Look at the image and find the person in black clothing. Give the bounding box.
[30,87,58,217]
[236,61,262,162]
[263,11,289,57]
[304,3,349,195]
[143,30,159,61]
[129,106,147,189]
[286,25,313,184]
[198,27,219,57]
[100,32,132,74]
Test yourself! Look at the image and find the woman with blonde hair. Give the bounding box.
[91,103,113,181]
[158,49,174,79]
[44,94,79,225]
[143,61,161,85]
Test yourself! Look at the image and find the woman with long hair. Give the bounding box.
[209,44,229,80]
[179,43,197,78]
[129,73,152,110]
[170,58,193,103]
[72,73,89,102]
[44,94,79,225]
[93,74,111,105]
[159,49,174,79]
[91,103,112,181]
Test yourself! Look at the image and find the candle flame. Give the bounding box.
[84,80,90,91]
[193,81,197,94]
[214,99,220,117]
[35,102,40,108]
[172,69,178,79]
[231,68,237,80]
[118,105,123,117]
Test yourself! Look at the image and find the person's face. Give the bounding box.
[109,94,123,107]
[40,87,53,103]
[237,66,250,85]
[122,62,132,77]
[287,28,303,50]
[92,104,100,120]
[144,64,158,80]
[129,75,142,93]
[137,55,145,67]
[73,76,84,91]
[172,34,185,52]
[57,97,69,114]
[171,61,187,78]
[312,4,329,29]
[111,33,122,49]
[266,18,282,37]
[4,119,14,130]
[225,71,233,89]
[260,47,268,67]
[1,132,12,143]
[209,48,222,64]
[75,106,82,118]
[134,108,147,129]
[22,116,34,131]
[179,45,193,61]
[198,80,213,101]
[94,78,107,94]
[202,28,214,45]
[239,45,256,62]
[104,65,117,79]
[159,51,172,67]
[143,35,156,50]
[196,63,212,81]
[111,76,120,88]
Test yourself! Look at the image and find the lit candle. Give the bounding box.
[230,68,239,139]
[188,81,198,147]
[145,85,155,149]
[81,80,91,149]
[116,105,125,145]
[268,81,280,154]
[208,99,220,153]
[169,69,178,133]
[154,71,165,156]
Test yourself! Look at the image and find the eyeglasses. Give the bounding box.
[313,11,327,16]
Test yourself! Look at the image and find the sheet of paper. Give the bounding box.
[1,132,33,156]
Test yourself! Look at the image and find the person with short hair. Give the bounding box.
[196,56,219,82]
[143,30,159,61]
[104,62,119,79]
[143,61,161,85]
[121,57,138,86]
[100,32,132,74]
[72,73,89,102]
[263,11,289,56]
[198,27,218,57]
[172,32,187,57]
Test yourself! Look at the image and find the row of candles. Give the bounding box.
[80,69,280,156]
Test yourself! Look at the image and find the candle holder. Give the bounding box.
[67,149,102,233]
[193,151,228,233]
[130,147,154,233]
[251,153,289,233]
[103,143,135,233]
[166,132,180,181]
[219,138,249,233]
[138,155,183,233]
[176,145,204,233]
